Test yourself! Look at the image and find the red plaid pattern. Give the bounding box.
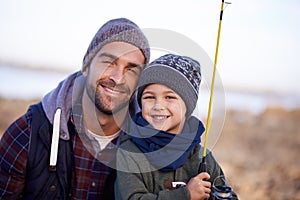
[0,113,31,198]
[0,103,119,199]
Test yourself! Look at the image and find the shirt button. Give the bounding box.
[92,182,96,187]
[50,185,56,192]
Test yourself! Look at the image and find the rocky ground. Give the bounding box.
[213,108,300,199]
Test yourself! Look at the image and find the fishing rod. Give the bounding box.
[198,0,231,173]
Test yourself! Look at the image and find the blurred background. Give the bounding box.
[0,0,299,199]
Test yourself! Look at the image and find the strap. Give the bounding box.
[26,102,46,171]
[49,108,62,171]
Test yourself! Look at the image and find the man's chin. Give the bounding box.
[98,108,113,115]
[95,102,128,116]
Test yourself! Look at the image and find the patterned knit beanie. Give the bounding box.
[82,18,150,71]
[137,54,202,117]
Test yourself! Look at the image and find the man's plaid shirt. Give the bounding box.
[0,102,122,199]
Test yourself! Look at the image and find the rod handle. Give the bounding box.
[198,156,207,173]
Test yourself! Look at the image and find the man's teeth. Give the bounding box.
[106,87,120,94]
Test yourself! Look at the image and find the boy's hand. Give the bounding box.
[187,172,211,200]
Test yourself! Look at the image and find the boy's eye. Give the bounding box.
[142,95,155,99]
[166,95,177,99]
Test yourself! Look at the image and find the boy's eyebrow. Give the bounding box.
[142,91,153,95]
[142,89,176,95]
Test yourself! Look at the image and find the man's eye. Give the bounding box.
[127,68,139,75]
[98,60,112,66]
[101,60,113,64]
[126,66,142,76]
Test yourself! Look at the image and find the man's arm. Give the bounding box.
[0,112,31,199]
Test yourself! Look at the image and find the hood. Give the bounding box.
[41,71,86,140]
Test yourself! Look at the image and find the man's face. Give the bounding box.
[83,42,145,114]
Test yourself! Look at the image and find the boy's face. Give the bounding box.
[141,84,187,134]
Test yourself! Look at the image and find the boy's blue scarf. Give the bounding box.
[130,112,205,172]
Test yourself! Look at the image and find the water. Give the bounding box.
[1,65,299,114]
[225,91,300,114]
[0,65,68,99]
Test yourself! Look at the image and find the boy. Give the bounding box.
[115,54,238,200]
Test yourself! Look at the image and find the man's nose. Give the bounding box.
[109,66,125,84]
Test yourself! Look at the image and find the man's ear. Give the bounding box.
[82,67,88,76]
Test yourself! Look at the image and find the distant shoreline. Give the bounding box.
[0,60,75,74]
[1,65,300,115]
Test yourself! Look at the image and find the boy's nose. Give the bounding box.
[153,102,165,111]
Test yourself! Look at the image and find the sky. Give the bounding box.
[0,0,300,96]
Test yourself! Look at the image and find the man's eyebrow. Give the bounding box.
[97,52,117,60]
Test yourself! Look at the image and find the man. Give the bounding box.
[0,18,150,199]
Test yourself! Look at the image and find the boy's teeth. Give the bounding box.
[153,116,167,120]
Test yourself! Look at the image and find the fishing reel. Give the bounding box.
[211,176,233,200]
[198,159,233,199]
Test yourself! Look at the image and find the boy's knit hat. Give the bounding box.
[82,18,150,71]
[137,54,202,117]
